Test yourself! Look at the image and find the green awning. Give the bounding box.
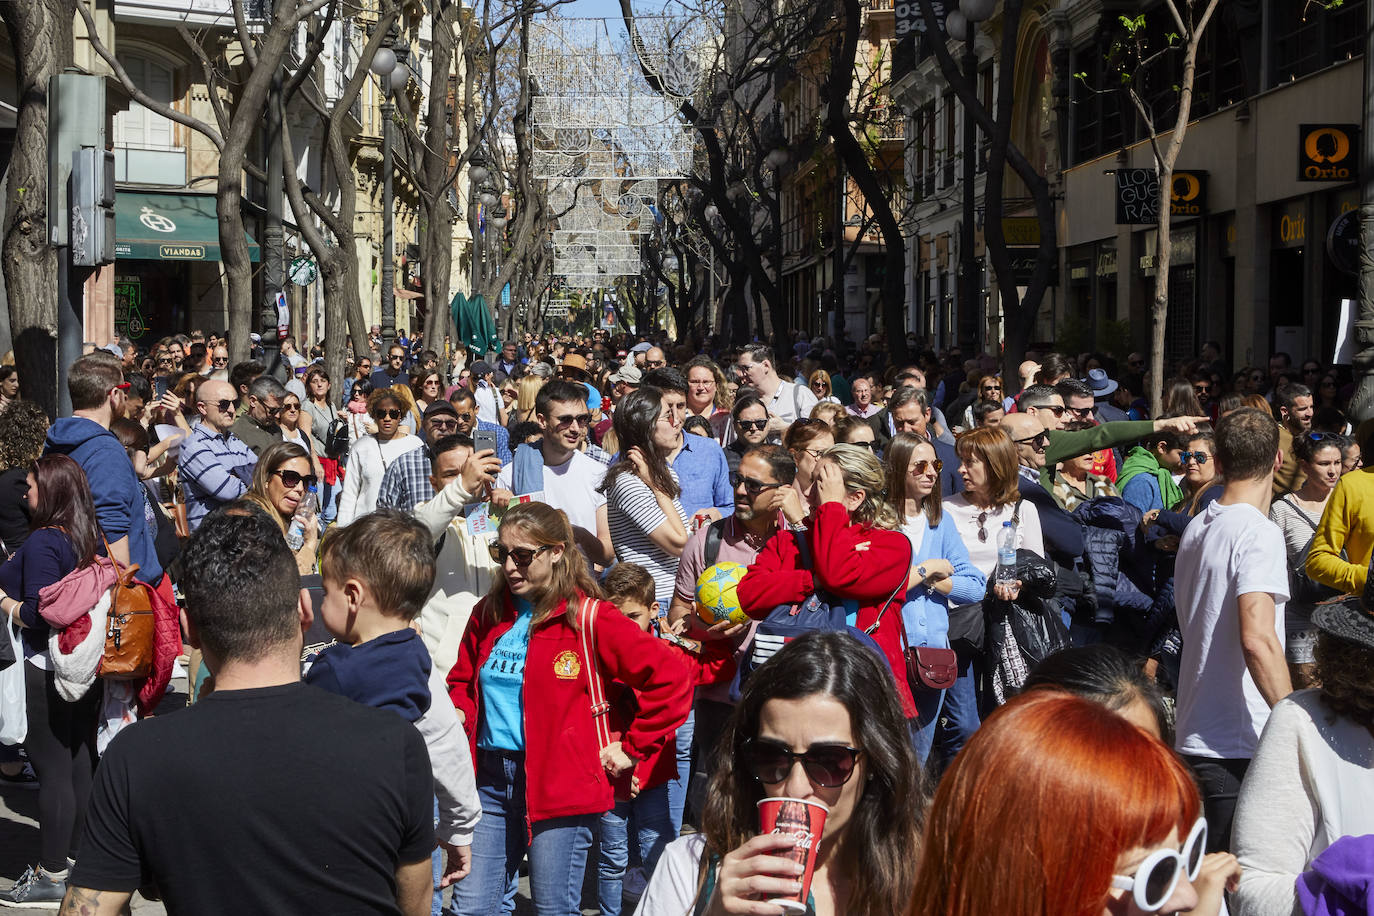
[115,191,260,263]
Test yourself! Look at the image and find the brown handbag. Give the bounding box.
[99,546,156,681]
[895,594,959,691]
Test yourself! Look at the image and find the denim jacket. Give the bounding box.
[900,512,987,648]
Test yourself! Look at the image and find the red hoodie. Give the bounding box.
[735,501,916,717]
[606,637,736,800]
[447,591,694,828]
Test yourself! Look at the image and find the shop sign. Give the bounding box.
[894,0,945,39]
[1002,218,1041,246]
[159,244,206,259]
[1170,171,1207,217]
[1069,261,1091,284]
[1274,199,1307,250]
[1298,124,1358,182]
[113,276,147,340]
[1008,248,1058,286]
[289,257,318,286]
[1096,246,1118,279]
[1115,169,1159,225]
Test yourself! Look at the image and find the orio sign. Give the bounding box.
[1298,124,1357,182]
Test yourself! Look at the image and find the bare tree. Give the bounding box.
[0,0,73,413]
[77,0,333,363]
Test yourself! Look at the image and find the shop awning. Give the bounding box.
[115,191,260,263]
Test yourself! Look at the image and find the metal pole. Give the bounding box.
[380,71,396,353]
[56,252,87,417]
[1353,0,1374,424]
[960,41,979,354]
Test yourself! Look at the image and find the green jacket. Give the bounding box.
[1038,419,1155,493]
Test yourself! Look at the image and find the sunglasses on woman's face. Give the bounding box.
[372,408,403,421]
[1179,451,1210,465]
[742,739,862,788]
[273,469,318,489]
[910,459,943,475]
[488,543,552,567]
[1110,818,1207,912]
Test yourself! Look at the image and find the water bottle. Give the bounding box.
[995,520,1017,588]
[286,485,319,551]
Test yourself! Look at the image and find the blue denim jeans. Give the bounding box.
[666,707,693,833]
[449,750,596,916]
[932,654,980,774]
[596,784,672,916]
[909,685,945,768]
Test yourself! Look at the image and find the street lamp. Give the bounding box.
[948,0,991,352]
[371,30,407,350]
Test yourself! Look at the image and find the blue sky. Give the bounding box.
[560,0,671,18]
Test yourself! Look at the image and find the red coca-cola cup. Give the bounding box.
[757,797,828,913]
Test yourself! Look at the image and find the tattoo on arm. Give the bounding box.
[59,886,131,916]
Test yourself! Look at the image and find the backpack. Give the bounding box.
[728,531,908,702]
[703,517,728,567]
[323,417,350,459]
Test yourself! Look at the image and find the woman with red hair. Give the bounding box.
[911,690,1239,916]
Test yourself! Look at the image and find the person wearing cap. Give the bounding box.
[1231,548,1374,916]
[596,363,641,445]
[1174,407,1292,854]
[446,387,513,466]
[376,401,467,511]
[469,360,505,427]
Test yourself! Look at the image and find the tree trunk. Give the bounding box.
[420,0,457,355]
[2,0,71,414]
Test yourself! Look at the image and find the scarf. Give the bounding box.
[1116,446,1184,510]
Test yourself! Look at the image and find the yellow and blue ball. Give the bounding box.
[694,561,749,626]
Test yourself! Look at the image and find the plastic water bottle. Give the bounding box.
[995,520,1017,588]
[286,486,319,551]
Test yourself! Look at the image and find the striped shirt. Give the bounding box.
[607,470,687,610]
[179,422,257,531]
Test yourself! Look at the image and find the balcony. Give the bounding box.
[113,146,187,187]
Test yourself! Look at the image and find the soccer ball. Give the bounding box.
[695,561,749,626]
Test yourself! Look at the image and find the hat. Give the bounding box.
[470,361,493,376]
[560,353,590,376]
[422,400,458,422]
[582,382,601,411]
[630,341,653,354]
[1084,368,1119,399]
[249,333,262,344]
[609,364,642,385]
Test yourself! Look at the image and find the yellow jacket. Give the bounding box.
[1306,469,1374,596]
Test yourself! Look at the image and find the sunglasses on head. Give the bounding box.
[372,408,403,420]
[1179,451,1210,465]
[273,469,318,489]
[737,418,768,432]
[742,739,862,788]
[488,543,552,566]
[1110,818,1207,912]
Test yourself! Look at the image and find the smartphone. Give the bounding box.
[474,429,498,456]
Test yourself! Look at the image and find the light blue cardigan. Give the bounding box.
[900,511,987,649]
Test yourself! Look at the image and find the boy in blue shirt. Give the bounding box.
[307,510,480,901]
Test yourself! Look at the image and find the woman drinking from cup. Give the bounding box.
[244,442,320,575]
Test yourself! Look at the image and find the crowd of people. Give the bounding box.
[0,326,1370,916]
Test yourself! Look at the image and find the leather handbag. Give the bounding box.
[99,542,156,681]
[908,645,958,691]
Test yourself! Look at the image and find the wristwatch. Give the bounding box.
[916,565,929,588]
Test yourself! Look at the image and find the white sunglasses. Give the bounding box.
[1110,818,1207,912]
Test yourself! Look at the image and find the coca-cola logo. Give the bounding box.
[771,827,817,851]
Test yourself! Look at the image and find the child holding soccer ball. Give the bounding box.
[597,563,736,916]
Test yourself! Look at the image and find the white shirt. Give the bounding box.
[474,382,499,425]
[336,433,423,526]
[635,834,706,916]
[1174,501,1289,760]
[495,449,607,538]
[1232,689,1374,916]
[942,494,1045,586]
[764,380,819,423]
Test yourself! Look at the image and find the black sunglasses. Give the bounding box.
[489,543,552,567]
[730,472,784,496]
[737,418,768,432]
[372,408,403,420]
[1014,431,1050,449]
[202,398,234,413]
[742,739,862,788]
[274,469,318,489]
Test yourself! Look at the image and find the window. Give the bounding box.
[114,55,177,150]
[942,92,955,188]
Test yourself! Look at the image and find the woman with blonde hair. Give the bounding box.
[738,444,923,721]
[446,501,691,916]
[513,374,546,427]
[810,401,845,427]
[244,441,319,574]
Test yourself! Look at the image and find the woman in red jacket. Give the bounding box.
[736,443,920,720]
[446,501,693,916]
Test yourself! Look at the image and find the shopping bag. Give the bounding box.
[0,622,26,745]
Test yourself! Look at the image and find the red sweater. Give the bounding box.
[607,637,736,800]
[447,591,694,826]
[735,502,916,717]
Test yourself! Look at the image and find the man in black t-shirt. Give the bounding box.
[63,506,435,916]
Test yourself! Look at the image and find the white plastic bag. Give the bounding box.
[0,622,26,745]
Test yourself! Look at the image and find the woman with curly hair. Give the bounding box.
[335,388,422,526]
[1231,576,1374,916]
[0,400,50,554]
[637,632,924,916]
